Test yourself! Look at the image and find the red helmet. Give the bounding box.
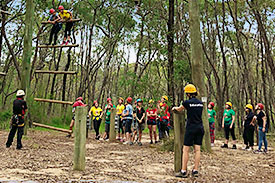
[107,98,112,102]
[49,8,55,14]
[58,5,64,10]
[76,97,83,101]
[127,97,133,103]
[209,102,215,107]
[257,103,264,110]
[93,100,98,105]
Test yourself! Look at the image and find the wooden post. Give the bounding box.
[173,111,185,173]
[109,108,116,142]
[73,106,87,171]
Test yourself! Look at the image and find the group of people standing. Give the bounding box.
[71,96,171,146]
[206,100,268,153]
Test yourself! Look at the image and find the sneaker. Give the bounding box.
[192,170,199,177]
[247,147,253,151]
[123,141,129,145]
[138,142,142,146]
[129,142,134,146]
[211,143,214,147]
[66,134,72,138]
[221,144,228,148]
[263,149,268,154]
[150,140,153,144]
[175,171,187,178]
[253,150,263,154]
[116,137,121,140]
[232,145,237,149]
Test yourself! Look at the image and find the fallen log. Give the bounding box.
[34,98,73,105]
[32,122,72,134]
[35,70,77,75]
[38,44,79,48]
[41,18,81,24]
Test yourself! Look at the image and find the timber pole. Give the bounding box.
[73,106,88,171]
[173,111,185,173]
[109,108,116,142]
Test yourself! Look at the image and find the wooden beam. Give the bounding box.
[109,108,116,142]
[38,44,79,48]
[33,122,72,134]
[0,10,11,15]
[41,18,81,24]
[0,72,7,76]
[73,106,87,171]
[34,98,73,105]
[173,111,185,174]
[35,70,77,75]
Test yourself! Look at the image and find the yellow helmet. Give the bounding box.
[162,95,168,101]
[184,84,197,93]
[226,102,232,107]
[118,97,124,102]
[246,104,253,110]
[149,99,154,104]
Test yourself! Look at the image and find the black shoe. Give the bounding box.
[175,171,187,178]
[66,134,72,138]
[155,141,159,144]
[16,146,22,150]
[150,140,153,144]
[221,144,228,148]
[192,170,199,177]
[138,142,142,146]
[6,145,10,148]
[232,145,237,149]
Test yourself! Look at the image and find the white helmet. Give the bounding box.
[16,90,25,97]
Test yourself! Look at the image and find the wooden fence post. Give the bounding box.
[73,106,87,171]
[109,108,116,142]
[173,111,185,173]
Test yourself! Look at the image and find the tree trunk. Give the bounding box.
[21,0,34,132]
[189,0,211,152]
[167,0,175,106]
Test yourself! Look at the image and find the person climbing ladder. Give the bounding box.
[47,8,62,45]
[57,5,73,45]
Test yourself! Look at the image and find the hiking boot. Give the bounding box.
[192,170,199,177]
[221,144,228,148]
[129,142,134,146]
[232,145,237,149]
[138,142,142,146]
[150,140,153,144]
[175,171,187,178]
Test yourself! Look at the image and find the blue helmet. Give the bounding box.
[136,98,142,103]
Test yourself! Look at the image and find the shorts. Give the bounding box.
[138,123,145,131]
[125,119,132,133]
[105,123,110,133]
[147,119,157,125]
[184,125,204,146]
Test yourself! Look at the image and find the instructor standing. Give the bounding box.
[173,84,204,178]
[6,90,28,150]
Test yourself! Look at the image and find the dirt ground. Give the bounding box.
[0,129,274,183]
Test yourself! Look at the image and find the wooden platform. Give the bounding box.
[35,70,77,75]
[34,98,73,105]
[41,18,81,24]
[32,122,72,134]
[0,72,6,76]
[38,44,79,48]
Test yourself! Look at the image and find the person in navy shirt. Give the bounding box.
[173,84,204,178]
